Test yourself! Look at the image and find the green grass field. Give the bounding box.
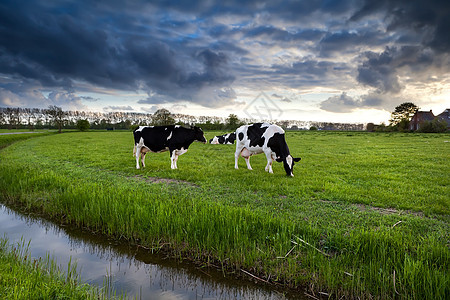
[0,130,55,150]
[0,130,449,299]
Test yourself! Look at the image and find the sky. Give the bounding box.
[0,0,449,124]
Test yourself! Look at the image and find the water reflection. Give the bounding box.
[0,204,304,299]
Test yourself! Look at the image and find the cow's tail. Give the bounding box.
[133,144,136,157]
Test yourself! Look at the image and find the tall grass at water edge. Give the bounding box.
[0,236,120,299]
[0,131,449,299]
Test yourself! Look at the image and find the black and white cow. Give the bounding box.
[235,123,301,176]
[209,132,236,144]
[133,125,207,169]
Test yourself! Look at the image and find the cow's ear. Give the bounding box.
[293,157,301,162]
[275,157,283,162]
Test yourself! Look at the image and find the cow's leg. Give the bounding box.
[172,148,188,169]
[135,145,141,169]
[244,157,252,170]
[140,152,146,168]
[170,150,177,169]
[234,145,243,169]
[240,148,252,170]
[265,151,273,173]
[174,155,178,169]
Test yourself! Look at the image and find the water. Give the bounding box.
[0,204,305,299]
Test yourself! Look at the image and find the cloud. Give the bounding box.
[80,96,99,102]
[0,0,448,118]
[103,105,134,112]
[318,30,389,56]
[245,26,326,43]
[357,48,403,94]
[0,81,88,110]
[320,92,383,113]
[320,90,414,113]
[356,45,447,95]
[140,106,160,114]
[350,0,450,53]
[0,1,238,108]
[271,93,293,103]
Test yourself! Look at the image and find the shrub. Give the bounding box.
[76,119,90,132]
[418,118,448,133]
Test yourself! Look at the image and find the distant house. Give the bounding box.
[437,109,450,130]
[409,110,435,131]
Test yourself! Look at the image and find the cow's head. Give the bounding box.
[209,136,219,144]
[194,126,207,143]
[276,155,301,177]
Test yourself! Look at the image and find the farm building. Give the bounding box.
[409,109,450,131]
[409,110,435,131]
[437,109,450,130]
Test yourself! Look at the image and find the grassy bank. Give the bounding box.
[0,237,114,299]
[0,131,448,299]
[0,130,55,150]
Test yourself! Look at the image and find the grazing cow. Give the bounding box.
[209,132,236,144]
[235,123,301,176]
[133,125,207,169]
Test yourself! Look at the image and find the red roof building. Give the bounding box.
[409,110,435,131]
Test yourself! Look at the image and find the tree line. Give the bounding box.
[0,107,247,132]
[1,106,368,132]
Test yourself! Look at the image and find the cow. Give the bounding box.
[209,132,236,144]
[133,125,207,169]
[234,123,301,176]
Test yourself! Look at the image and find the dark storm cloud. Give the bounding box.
[318,30,389,56]
[0,0,240,108]
[0,0,449,112]
[150,0,349,20]
[350,0,450,52]
[357,48,403,94]
[245,26,326,42]
[356,45,445,94]
[183,49,234,87]
[265,58,353,91]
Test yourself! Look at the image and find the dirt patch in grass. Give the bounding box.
[320,199,425,217]
[353,203,425,217]
[131,175,200,187]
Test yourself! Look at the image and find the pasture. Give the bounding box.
[0,130,448,299]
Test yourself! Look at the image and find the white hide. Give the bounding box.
[210,136,219,144]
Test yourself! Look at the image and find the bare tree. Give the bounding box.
[47,105,67,133]
[152,108,175,126]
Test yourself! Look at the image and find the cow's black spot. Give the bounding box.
[267,132,289,159]
[238,132,244,141]
[228,132,236,143]
[247,123,267,147]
